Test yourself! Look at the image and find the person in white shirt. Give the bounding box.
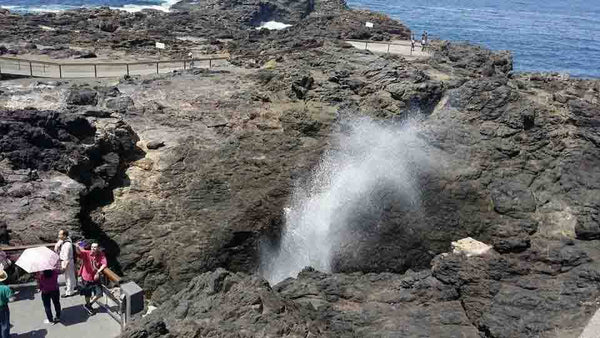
[54,230,77,297]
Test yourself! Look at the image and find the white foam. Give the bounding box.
[260,117,439,284]
[256,21,293,30]
[117,0,181,12]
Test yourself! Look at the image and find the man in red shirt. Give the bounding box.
[76,242,107,314]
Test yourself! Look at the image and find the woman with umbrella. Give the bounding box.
[15,246,63,325]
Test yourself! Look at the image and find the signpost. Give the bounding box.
[155,42,166,64]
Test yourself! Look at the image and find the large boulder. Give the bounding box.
[66,87,98,106]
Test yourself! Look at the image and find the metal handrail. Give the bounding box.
[1,243,121,283]
[0,55,229,67]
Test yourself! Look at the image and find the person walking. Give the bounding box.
[76,242,107,315]
[411,34,416,54]
[55,230,77,297]
[36,269,61,324]
[0,271,12,338]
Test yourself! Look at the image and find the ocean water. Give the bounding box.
[1,0,599,77]
[0,0,179,13]
[348,0,600,78]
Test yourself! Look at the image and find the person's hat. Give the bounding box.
[0,270,7,282]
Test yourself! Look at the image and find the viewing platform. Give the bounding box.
[2,243,144,338]
[9,277,122,338]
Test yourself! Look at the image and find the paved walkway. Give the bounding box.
[579,307,600,338]
[8,281,121,338]
[345,40,431,59]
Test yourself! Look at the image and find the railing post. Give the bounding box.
[94,64,97,78]
[29,61,33,76]
[365,41,368,50]
[387,43,390,54]
[43,63,46,74]
[209,59,212,68]
[183,61,186,70]
[156,62,159,74]
[59,64,62,78]
[126,64,129,76]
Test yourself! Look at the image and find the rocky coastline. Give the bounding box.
[1,0,600,337]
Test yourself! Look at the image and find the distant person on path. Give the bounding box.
[55,229,77,297]
[77,242,107,315]
[0,271,12,338]
[421,31,428,51]
[411,34,416,54]
[36,269,61,324]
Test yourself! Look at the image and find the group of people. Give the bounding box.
[410,31,429,52]
[0,229,108,337]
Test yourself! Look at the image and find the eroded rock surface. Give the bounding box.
[1,1,600,337]
[0,109,140,244]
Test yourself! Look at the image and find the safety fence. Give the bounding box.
[0,37,435,80]
[0,55,229,79]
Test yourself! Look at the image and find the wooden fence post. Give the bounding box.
[29,61,33,76]
[126,64,130,76]
[59,64,62,78]
[365,41,368,50]
[387,43,390,54]
[183,61,186,70]
[209,59,212,68]
[156,62,159,74]
[94,64,97,78]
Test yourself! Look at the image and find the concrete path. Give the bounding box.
[8,282,121,338]
[345,40,431,59]
[579,307,600,338]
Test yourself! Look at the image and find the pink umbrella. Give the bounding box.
[15,246,60,273]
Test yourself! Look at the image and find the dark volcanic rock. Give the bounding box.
[145,140,164,150]
[0,109,140,245]
[105,96,134,112]
[1,2,599,337]
[67,87,98,106]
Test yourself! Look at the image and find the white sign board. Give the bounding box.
[365,22,374,28]
[155,42,166,49]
